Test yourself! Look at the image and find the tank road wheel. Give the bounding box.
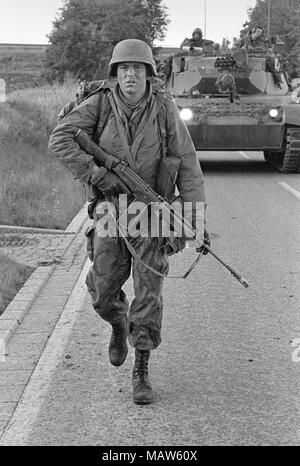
[281,127,300,173]
[264,127,300,173]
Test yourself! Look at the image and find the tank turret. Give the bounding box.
[159,45,300,173]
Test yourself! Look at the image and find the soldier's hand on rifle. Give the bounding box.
[196,229,211,255]
[90,165,131,196]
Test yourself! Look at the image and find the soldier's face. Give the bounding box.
[193,32,202,40]
[117,62,147,102]
[253,28,263,39]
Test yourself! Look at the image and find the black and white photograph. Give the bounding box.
[0,0,299,451]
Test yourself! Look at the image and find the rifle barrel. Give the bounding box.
[205,246,249,288]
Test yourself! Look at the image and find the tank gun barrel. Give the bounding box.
[182,45,203,54]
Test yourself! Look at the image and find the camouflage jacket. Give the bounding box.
[48,80,206,207]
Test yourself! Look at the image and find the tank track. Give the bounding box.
[281,127,300,173]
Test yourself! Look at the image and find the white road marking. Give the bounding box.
[0,259,91,446]
[278,182,300,201]
[238,151,251,159]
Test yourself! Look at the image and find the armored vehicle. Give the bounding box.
[163,47,300,173]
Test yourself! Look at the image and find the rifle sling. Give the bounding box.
[113,212,203,280]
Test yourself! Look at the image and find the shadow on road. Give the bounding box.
[198,158,278,176]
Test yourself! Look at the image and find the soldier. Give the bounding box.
[180,27,214,49]
[266,51,283,88]
[238,25,266,51]
[238,26,283,88]
[48,39,208,405]
[180,28,220,56]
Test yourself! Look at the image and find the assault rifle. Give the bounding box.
[75,129,249,288]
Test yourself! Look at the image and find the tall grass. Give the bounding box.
[0,81,86,229]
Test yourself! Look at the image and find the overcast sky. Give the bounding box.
[0,0,258,46]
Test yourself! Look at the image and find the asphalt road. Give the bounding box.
[3,151,300,446]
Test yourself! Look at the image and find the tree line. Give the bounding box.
[43,0,168,82]
[44,0,300,83]
[238,0,300,76]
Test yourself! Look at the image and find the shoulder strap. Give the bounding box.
[156,100,167,158]
[82,80,114,144]
[93,91,111,143]
[153,88,171,159]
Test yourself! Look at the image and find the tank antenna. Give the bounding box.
[204,0,207,38]
[267,0,271,39]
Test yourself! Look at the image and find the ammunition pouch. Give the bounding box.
[85,224,96,261]
[85,181,105,219]
[87,198,98,219]
[164,237,186,256]
[155,155,181,202]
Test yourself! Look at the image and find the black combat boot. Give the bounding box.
[109,317,128,367]
[132,349,153,404]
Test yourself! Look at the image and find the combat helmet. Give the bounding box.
[109,39,157,77]
[192,28,203,37]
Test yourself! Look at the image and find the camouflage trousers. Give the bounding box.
[85,206,169,351]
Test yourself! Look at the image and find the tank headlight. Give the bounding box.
[269,108,279,118]
[180,108,193,121]
[269,107,282,122]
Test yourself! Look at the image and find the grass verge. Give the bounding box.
[0,81,86,229]
[0,80,86,315]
